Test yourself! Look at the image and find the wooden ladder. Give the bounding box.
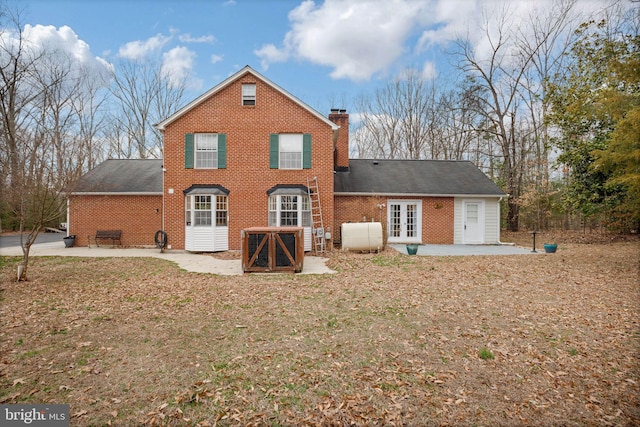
[307,176,326,253]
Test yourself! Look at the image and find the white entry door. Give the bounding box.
[463,201,484,244]
[387,200,422,243]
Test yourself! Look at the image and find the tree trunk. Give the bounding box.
[507,197,520,231]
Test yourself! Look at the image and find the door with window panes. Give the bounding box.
[184,194,228,251]
[387,200,422,243]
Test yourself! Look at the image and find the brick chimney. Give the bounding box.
[329,109,349,171]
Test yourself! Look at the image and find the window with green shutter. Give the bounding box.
[185,133,227,169]
[302,134,311,169]
[271,133,311,169]
[217,134,226,169]
[270,134,279,168]
[184,134,194,169]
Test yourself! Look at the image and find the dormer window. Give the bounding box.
[242,83,256,106]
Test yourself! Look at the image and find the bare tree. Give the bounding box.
[108,59,185,159]
[517,0,578,229]
[0,6,108,280]
[0,7,44,233]
[354,70,445,160]
[452,1,577,231]
[72,64,110,170]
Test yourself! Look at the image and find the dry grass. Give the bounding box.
[1,234,639,426]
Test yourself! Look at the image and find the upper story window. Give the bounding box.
[270,133,312,169]
[242,83,256,106]
[279,134,303,169]
[184,133,226,169]
[195,133,218,168]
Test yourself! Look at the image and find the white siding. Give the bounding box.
[454,197,501,244]
[304,227,312,251]
[484,199,500,244]
[453,199,464,244]
[185,226,228,251]
[214,226,229,251]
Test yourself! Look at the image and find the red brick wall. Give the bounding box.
[162,71,336,250]
[328,112,349,169]
[69,195,162,247]
[333,195,387,244]
[334,196,454,245]
[422,197,454,244]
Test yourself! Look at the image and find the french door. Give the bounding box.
[387,200,421,243]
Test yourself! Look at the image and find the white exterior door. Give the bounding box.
[387,200,422,243]
[463,201,484,244]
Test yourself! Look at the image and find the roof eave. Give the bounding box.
[69,192,163,196]
[155,65,339,131]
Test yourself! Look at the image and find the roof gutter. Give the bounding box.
[68,192,163,196]
[334,192,507,198]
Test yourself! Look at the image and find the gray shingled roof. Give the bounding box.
[73,159,163,193]
[335,159,506,196]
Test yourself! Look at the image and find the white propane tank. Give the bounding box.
[341,222,383,252]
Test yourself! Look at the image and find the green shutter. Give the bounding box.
[184,134,194,169]
[303,134,312,169]
[217,134,226,169]
[270,134,279,169]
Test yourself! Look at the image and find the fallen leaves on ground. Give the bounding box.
[0,232,638,426]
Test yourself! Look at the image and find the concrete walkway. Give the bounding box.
[390,243,539,256]
[0,239,541,276]
[0,241,336,276]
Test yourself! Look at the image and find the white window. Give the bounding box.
[242,83,256,106]
[185,195,228,227]
[279,134,303,169]
[195,134,218,169]
[194,195,212,226]
[268,195,311,227]
[216,196,228,226]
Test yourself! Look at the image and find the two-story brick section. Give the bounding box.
[69,66,506,251]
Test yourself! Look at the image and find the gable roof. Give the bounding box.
[155,65,339,131]
[334,159,506,197]
[73,159,163,194]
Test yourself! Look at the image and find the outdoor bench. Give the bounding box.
[89,230,122,248]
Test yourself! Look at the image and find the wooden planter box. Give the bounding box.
[241,227,304,273]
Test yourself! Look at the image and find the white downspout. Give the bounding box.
[66,198,70,237]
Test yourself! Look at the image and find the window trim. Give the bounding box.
[270,134,311,169]
[194,133,218,169]
[242,83,256,106]
[268,194,311,227]
[278,134,303,170]
[185,194,228,227]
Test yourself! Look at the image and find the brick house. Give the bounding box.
[68,66,506,251]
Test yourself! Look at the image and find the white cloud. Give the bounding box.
[118,33,172,60]
[161,46,197,86]
[421,61,437,80]
[256,0,432,81]
[254,43,289,69]
[20,24,112,84]
[210,54,223,64]
[255,0,622,83]
[178,33,215,44]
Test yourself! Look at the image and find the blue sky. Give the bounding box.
[12,0,623,115]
